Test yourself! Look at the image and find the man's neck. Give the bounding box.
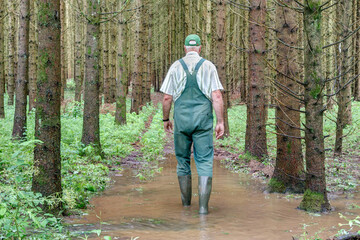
[186,51,200,56]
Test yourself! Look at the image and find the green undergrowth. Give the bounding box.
[219,103,360,193]
[217,105,277,159]
[136,105,166,180]
[0,93,162,239]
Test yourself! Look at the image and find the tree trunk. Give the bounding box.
[103,5,111,104]
[299,1,330,212]
[241,5,249,103]
[98,13,104,102]
[245,0,268,159]
[215,0,230,137]
[334,0,353,155]
[0,0,5,118]
[13,0,30,140]
[110,10,117,103]
[81,0,102,155]
[130,0,144,114]
[115,18,127,125]
[28,0,38,111]
[32,0,62,214]
[81,0,87,98]
[141,3,150,106]
[60,0,66,101]
[355,0,360,101]
[270,0,304,193]
[74,1,83,102]
[204,0,212,59]
[6,0,16,105]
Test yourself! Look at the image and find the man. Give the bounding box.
[161,34,225,215]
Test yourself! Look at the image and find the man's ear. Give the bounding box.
[184,45,187,54]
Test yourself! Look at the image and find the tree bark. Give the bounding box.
[299,1,330,212]
[60,0,66,101]
[103,3,111,104]
[13,0,30,140]
[81,0,102,155]
[0,0,5,118]
[74,1,83,102]
[334,0,353,155]
[215,0,230,137]
[28,0,38,111]
[6,0,16,105]
[115,17,127,125]
[130,0,144,114]
[270,0,304,193]
[32,0,62,214]
[245,0,268,159]
[141,2,150,106]
[355,0,360,101]
[110,8,117,103]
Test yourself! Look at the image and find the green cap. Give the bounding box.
[185,34,201,46]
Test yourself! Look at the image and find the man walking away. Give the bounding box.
[161,34,225,214]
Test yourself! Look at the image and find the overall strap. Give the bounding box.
[179,59,190,76]
[194,58,205,74]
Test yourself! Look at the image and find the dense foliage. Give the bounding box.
[0,94,165,239]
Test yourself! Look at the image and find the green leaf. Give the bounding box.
[0,207,7,216]
[90,229,102,236]
[15,175,23,183]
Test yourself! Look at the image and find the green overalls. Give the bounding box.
[174,58,214,177]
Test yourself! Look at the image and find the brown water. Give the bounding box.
[67,155,360,240]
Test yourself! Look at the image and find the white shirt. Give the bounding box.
[160,52,224,102]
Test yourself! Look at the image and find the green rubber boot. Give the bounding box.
[178,175,192,206]
[198,176,212,214]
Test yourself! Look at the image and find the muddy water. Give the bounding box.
[68,155,360,240]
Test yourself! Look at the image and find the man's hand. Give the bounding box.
[212,90,225,139]
[164,121,173,133]
[215,122,224,139]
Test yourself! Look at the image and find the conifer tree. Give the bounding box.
[13,0,30,140]
[32,0,62,213]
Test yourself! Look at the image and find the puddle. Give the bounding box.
[67,155,360,240]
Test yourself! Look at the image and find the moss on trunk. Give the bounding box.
[299,189,327,212]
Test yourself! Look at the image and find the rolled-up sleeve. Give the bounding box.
[210,64,224,92]
[160,65,175,96]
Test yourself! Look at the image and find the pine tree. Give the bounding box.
[13,0,30,140]
[270,0,304,193]
[115,15,127,125]
[81,0,102,155]
[130,0,145,114]
[6,0,16,106]
[299,1,330,212]
[245,0,268,159]
[28,0,38,111]
[214,0,230,137]
[32,0,62,213]
[334,0,353,155]
[0,0,5,118]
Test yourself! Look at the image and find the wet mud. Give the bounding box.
[67,155,360,240]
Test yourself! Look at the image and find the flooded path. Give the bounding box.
[67,155,360,240]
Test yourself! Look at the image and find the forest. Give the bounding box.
[0,0,360,239]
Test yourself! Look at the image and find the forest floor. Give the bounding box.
[1,91,360,239]
[107,92,360,197]
[65,92,360,240]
